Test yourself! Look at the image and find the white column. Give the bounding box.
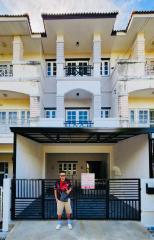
[12,36,23,63]
[56,95,64,126]
[56,34,64,78]
[30,96,40,121]
[93,33,101,77]
[93,95,101,118]
[117,81,129,127]
[131,32,145,75]
[12,36,24,78]
[2,178,11,232]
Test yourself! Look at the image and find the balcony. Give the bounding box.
[0,61,40,81]
[64,120,94,128]
[145,63,154,76]
[0,64,13,77]
[0,119,30,134]
[64,65,93,77]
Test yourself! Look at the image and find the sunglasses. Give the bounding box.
[60,175,66,177]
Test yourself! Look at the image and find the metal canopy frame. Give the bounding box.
[10,127,153,144]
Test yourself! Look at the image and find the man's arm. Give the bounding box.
[54,189,58,202]
[66,181,72,194]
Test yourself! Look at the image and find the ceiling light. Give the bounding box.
[3,93,8,97]
[76,41,79,47]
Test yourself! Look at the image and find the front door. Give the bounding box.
[86,161,107,179]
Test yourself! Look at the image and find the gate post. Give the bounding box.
[106,179,109,219]
[2,178,12,232]
[42,179,45,219]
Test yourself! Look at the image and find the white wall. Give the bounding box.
[16,135,43,178]
[141,179,154,227]
[113,134,149,178]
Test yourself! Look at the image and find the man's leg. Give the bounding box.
[65,199,72,229]
[56,200,64,230]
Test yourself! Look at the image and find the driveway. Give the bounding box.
[6,220,151,240]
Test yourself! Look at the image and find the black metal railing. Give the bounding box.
[64,121,93,128]
[64,65,93,77]
[11,178,141,220]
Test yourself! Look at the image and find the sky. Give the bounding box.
[0,0,153,32]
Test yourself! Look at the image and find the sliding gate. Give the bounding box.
[11,178,141,220]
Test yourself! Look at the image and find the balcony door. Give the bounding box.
[66,60,88,76]
[66,109,89,123]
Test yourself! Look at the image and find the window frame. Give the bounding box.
[46,60,57,77]
[45,108,56,119]
[101,108,110,118]
[100,59,110,76]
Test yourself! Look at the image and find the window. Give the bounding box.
[8,112,18,124]
[101,109,110,118]
[0,162,8,186]
[138,110,149,124]
[46,61,56,77]
[79,111,88,121]
[67,111,76,122]
[0,112,6,123]
[45,109,56,118]
[130,110,135,125]
[21,111,30,124]
[58,162,77,176]
[66,109,89,122]
[100,60,110,76]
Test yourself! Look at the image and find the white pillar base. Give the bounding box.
[2,178,11,232]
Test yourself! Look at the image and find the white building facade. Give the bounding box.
[0,11,154,228]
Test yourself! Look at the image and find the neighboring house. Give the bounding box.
[0,11,154,228]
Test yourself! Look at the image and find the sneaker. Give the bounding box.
[68,223,72,230]
[56,224,61,230]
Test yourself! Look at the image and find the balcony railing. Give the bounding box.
[0,119,30,134]
[145,63,154,75]
[0,64,13,77]
[129,120,154,128]
[64,65,93,77]
[64,121,94,128]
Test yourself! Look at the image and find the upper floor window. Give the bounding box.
[0,110,30,124]
[138,110,149,124]
[100,59,110,76]
[45,108,56,118]
[66,109,89,122]
[46,60,56,77]
[130,110,135,125]
[129,109,149,126]
[101,108,110,118]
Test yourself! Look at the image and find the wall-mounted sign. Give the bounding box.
[81,173,95,189]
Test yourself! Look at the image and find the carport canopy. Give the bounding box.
[10,127,154,144]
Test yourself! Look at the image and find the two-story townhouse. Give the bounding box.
[1,11,154,226]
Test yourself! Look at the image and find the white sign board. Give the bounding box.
[81,173,95,189]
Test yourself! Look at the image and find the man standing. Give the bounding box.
[54,171,72,230]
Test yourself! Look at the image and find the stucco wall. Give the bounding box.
[16,135,43,178]
[113,134,149,178]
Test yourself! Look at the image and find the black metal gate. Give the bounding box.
[11,178,141,220]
